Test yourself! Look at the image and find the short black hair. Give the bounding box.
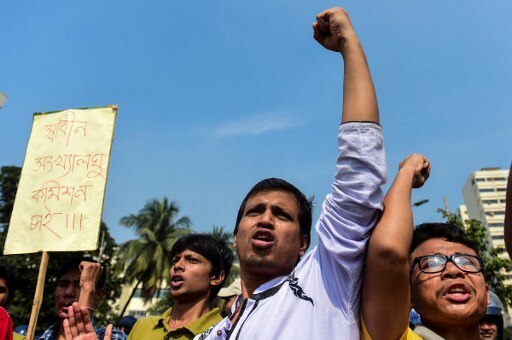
[0,264,16,304]
[56,257,106,290]
[411,223,478,255]
[170,234,233,302]
[234,178,313,249]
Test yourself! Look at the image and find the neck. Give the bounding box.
[421,320,480,340]
[169,297,211,330]
[240,271,286,297]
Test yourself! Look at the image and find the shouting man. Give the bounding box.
[198,7,386,339]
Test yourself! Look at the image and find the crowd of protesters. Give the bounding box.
[1,6,512,340]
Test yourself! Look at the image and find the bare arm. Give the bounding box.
[313,7,379,123]
[505,164,512,257]
[77,261,104,317]
[362,154,430,339]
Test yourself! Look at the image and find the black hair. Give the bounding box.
[411,223,478,255]
[56,257,106,289]
[170,234,233,302]
[0,264,16,304]
[234,178,313,249]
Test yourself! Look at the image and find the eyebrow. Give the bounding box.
[245,202,295,219]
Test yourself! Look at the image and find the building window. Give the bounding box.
[491,235,505,240]
[483,199,499,205]
[476,178,486,182]
[479,188,495,193]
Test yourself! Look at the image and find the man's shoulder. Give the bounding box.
[132,314,165,328]
[129,310,170,338]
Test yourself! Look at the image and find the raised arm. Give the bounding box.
[313,7,378,123]
[77,261,104,317]
[310,7,387,325]
[505,164,512,257]
[362,154,430,339]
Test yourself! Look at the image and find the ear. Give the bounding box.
[210,270,226,287]
[233,235,237,249]
[299,234,309,256]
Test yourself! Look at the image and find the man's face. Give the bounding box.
[479,318,498,340]
[54,269,81,320]
[234,190,308,281]
[410,238,488,327]
[169,249,222,302]
[0,278,10,308]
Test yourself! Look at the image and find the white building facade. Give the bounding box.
[462,167,509,251]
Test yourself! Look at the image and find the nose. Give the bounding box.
[257,208,275,228]
[171,258,185,273]
[64,284,78,297]
[480,322,491,330]
[441,260,465,279]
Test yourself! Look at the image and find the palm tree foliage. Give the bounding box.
[117,197,191,315]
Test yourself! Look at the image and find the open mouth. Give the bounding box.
[59,302,73,315]
[251,230,275,249]
[442,283,471,302]
[171,275,184,288]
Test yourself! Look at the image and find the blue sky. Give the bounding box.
[1,1,511,247]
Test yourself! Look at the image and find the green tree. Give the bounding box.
[439,208,512,308]
[209,225,233,248]
[117,197,191,318]
[0,166,21,231]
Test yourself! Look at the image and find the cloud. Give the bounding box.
[212,112,305,139]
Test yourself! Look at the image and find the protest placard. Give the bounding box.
[4,106,116,254]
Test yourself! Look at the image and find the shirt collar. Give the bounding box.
[157,307,222,336]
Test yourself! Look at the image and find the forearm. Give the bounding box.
[505,164,512,256]
[372,168,415,259]
[78,284,97,310]
[362,167,415,340]
[341,36,379,124]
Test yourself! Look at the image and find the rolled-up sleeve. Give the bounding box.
[316,122,387,320]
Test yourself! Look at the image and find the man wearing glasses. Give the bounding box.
[361,154,489,339]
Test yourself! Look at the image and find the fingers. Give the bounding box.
[399,154,427,170]
[315,9,332,33]
[73,302,87,335]
[79,261,103,290]
[312,22,327,47]
[104,324,113,340]
[81,305,96,333]
[398,154,431,189]
[312,7,355,52]
[63,318,73,340]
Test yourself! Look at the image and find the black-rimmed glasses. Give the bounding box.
[410,253,483,276]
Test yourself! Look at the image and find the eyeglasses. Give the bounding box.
[410,253,483,276]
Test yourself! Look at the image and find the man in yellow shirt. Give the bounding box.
[129,234,232,340]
